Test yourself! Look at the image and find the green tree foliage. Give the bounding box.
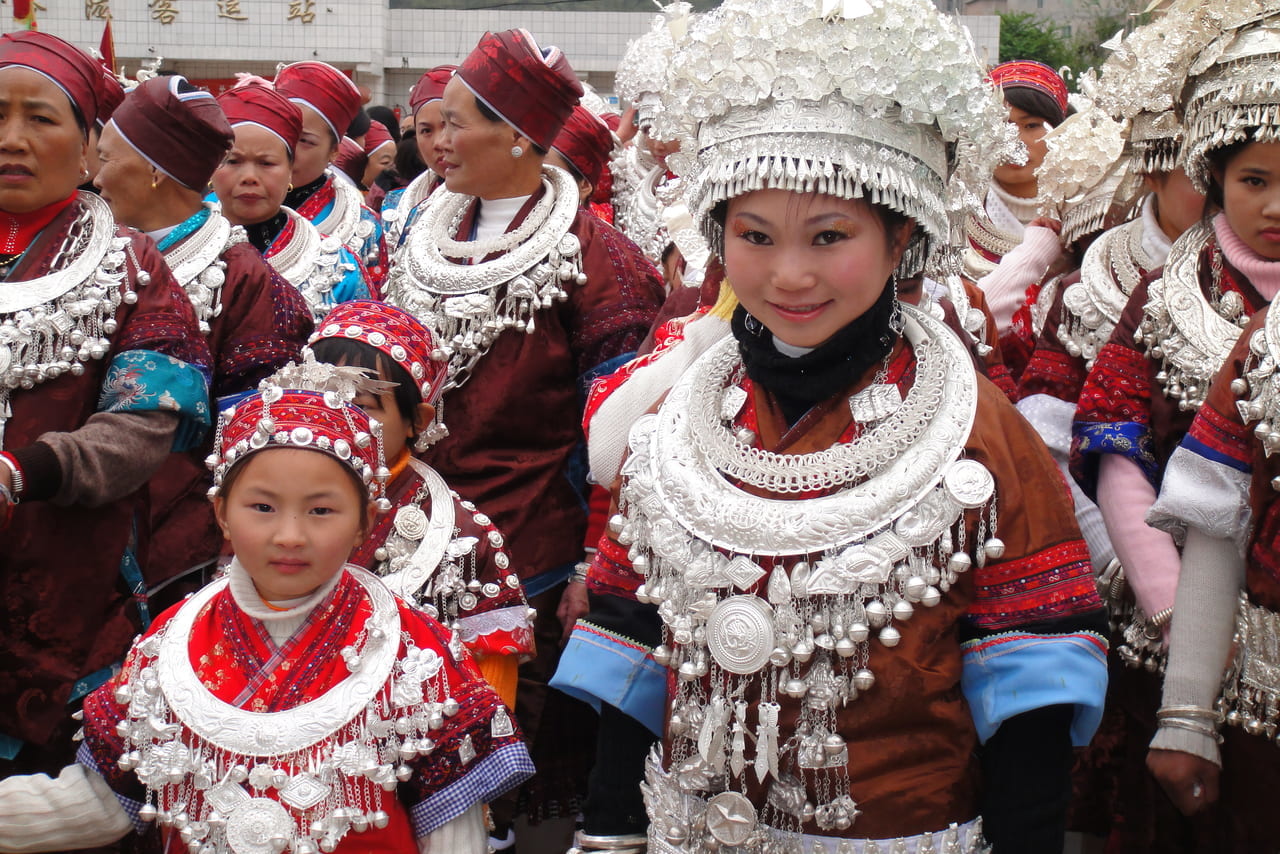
[998,12,1074,71]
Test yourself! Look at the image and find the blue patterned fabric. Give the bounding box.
[99,349,212,451]
[1072,420,1158,494]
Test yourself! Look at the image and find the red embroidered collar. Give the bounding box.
[0,193,77,255]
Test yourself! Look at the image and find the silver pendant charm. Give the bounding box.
[720,385,748,421]
[848,383,902,423]
[706,596,774,674]
[943,459,995,509]
[491,706,516,738]
[226,798,293,854]
[705,791,757,846]
[393,504,428,541]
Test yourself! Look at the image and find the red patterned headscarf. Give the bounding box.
[455,28,583,150]
[111,75,233,190]
[274,61,362,143]
[552,104,615,189]
[362,119,394,157]
[217,80,303,156]
[0,31,104,130]
[988,60,1068,125]
[409,65,456,117]
[312,300,449,404]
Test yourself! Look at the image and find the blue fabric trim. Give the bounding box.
[1072,420,1158,494]
[69,664,120,704]
[407,741,534,837]
[961,631,1108,747]
[331,245,371,304]
[77,743,148,834]
[550,623,667,736]
[0,732,22,761]
[1181,434,1251,474]
[157,207,212,252]
[99,349,212,452]
[523,562,575,599]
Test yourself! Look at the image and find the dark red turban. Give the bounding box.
[409,65,456,116]
[0,31,103,129]
[552,105,614,188]
[274,61,362,143]
[455,29,583,151]
[332,136,366,185]
[94,67,124,129]
[217,80,302,155]
[362,118,393,156]
[111,75,233,190]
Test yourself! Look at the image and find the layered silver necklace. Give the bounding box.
[1134,220,1250,411]
[108,566,514,854]
[1059,217,1154,369]
[162,205,241,335]
[0,192,129,449]
[623,305,1001,848]
[384,165,583,391]
[267,207,353,321]
[380,170,437,250]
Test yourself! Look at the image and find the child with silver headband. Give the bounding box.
[555,0,1108,851]
[0,356,532,853]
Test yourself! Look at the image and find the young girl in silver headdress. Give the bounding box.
[556,1,1108,851]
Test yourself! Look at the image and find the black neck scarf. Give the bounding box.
[731,278,900,426]
[244,211,288,255]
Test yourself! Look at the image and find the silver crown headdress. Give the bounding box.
[1036,102,1142,246]
[1183,9,1280,193]
[615,2,693,131]
[653,0,1018,279]
[1082,0,1238,177]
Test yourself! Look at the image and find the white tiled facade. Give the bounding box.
[29,3,998,114]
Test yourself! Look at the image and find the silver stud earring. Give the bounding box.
[510,145,524,158]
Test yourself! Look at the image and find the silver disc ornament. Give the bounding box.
[705,791,758,846]
[226,797,293,853]
[706,595,775,675]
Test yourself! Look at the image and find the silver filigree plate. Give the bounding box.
[706,596,775,674]
[633,304,977,555]
[226,798,293,854]
[156,567,400,757]
[321,167,366,257]
[265,208,323,290]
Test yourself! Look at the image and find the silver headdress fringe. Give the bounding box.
[655,0,1018,280]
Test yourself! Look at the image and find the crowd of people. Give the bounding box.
[0,0,1277,851]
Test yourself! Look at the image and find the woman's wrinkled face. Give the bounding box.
[724,188,911,349]
[212,124,292,226]
[437,76,528,198]
[94,121,158,230]
[0,67,88,214]
[1218,140,1280,262]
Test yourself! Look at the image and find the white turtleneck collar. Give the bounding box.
[1139,193,1174,269]
[475,194,533,243]
[987,183,1039,237]
[772,336,815,358]
[226,557,346,646]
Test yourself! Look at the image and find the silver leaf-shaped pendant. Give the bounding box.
[766,565,791,605]
[720,385,748,422]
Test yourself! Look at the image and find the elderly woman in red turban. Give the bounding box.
[382,28,665,848]
[211,79,371,321]
[0,31,212,788]
[548,103,618,222]
[273,61,388,292]
[94,74,313,612]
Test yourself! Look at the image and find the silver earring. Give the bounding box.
[510,145,524,158]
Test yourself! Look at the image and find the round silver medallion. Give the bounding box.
[706,596,774,675]
[225,797,293,854]
[705,791,757,846]
[394,505,428,541]
[943,459,995,509]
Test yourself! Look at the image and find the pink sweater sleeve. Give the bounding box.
[976,225,1062,332]
[1098,453,1181,618]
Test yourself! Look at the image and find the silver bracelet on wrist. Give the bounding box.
[1158,716,1223,744]
[0,455,22,503]
[571,561,590,584]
